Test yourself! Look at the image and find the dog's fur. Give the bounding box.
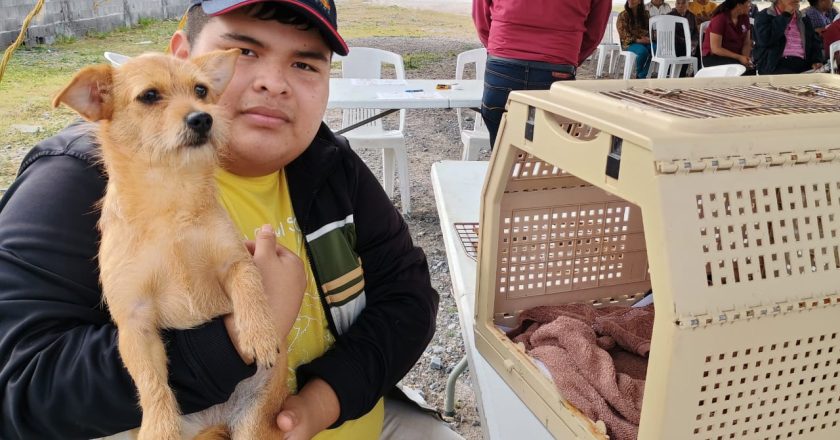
[53,51,287,440]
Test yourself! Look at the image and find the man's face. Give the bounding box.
[676,0,688,13]
[175,10,331,176]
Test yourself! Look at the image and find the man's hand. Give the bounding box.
[277,378,340,440]
[638,36,651,44]
[225,224,306,365]
[248,224,306,338]
[812,62,824,70]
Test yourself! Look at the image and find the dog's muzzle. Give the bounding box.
[185,111,213,146]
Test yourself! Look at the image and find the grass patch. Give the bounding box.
[403,51,451,70]
[0,18,180,187]
[338,0,474,39]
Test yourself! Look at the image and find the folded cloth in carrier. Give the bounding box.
[508,304,655,440]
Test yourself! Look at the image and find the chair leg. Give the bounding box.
[596,48,607,78]
[381,148,396,198]
[462,139,481,161]
[608,50,620,77]
[395,147,411,214]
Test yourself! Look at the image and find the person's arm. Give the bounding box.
[473,0,492,47]
[741,28,752,58]
[710,31,751,63]
[806,19,827,67]
[295,146,438,427]
[0,127,255,439]
[617,13,635,47]
[578,0,614,64]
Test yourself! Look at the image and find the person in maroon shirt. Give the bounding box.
[473,0,612,147]
[701,0,755,74]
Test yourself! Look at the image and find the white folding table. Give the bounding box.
[431,160,554,440]
[327,78,483,134]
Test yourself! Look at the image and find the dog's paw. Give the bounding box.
[236,305,281,369]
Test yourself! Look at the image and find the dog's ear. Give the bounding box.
[52,64,114,121]
[192,49,240,95]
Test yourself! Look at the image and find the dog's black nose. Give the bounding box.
[185,112,213,135]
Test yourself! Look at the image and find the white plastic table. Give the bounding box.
[431,161,554,440]
[327,79,483,134]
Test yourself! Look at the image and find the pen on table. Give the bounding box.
[405,89,423,92]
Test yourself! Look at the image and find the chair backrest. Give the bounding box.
[830,40,840,74]
[455,48,488,133]
[650,15,691,59]
[600,12,620,45]
[104,51,129,67]
[333,47,406,134]
[699,20,711,67]
[693,63,746,77]
[611,12,621,46]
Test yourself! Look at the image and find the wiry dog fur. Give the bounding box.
[53,51,287,440]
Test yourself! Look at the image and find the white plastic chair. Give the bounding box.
[699,20,711,68]
[333,48,411,214]
[830,40,840,74]
[617,51,638,79]
[693,64,746,77]
[455,48,490,161]
[648,15,698,78]
[595,13,621,78]
[104,51,130,66]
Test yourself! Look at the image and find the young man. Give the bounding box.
[0,1,456,439]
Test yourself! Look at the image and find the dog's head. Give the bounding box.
[53,50,239,166]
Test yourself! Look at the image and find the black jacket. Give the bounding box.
[0,121,438,439]
[754,7,825,74]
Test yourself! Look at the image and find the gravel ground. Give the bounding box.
[327,37,600,439]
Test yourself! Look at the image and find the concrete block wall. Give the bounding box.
[1,0,190,47]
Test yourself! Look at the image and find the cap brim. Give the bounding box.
[200,0,349,55]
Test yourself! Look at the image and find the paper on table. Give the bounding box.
[351,79,407,86]
[376,91,446,100]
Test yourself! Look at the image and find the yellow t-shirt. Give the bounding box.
[215,168,384,439]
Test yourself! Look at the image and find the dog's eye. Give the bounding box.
[195,84,208,99]
[138,89,161,105]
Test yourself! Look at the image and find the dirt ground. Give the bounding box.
[327,36,600,439]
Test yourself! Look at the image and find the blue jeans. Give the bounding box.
[626,43,652,79]
[481,56,575,147]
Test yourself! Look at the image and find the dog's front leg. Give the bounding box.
[110,299,181,440]
[221,258,279,368]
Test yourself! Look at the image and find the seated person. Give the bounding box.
[701,0,756,74]
[670,0,700,75]
[619,0,654,78]
[689,0,719,25]
[754,0,826,74]
[647,0,673,17]
[804,0,834,34]
[822,18,840,66]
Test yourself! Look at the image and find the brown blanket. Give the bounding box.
[508,304,654,440]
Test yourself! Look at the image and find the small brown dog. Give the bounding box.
[53,51,288,440]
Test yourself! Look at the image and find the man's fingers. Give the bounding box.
[276,409,298,432]
[253,224,276,259]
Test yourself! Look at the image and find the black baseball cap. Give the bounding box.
[192,0,349,55]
